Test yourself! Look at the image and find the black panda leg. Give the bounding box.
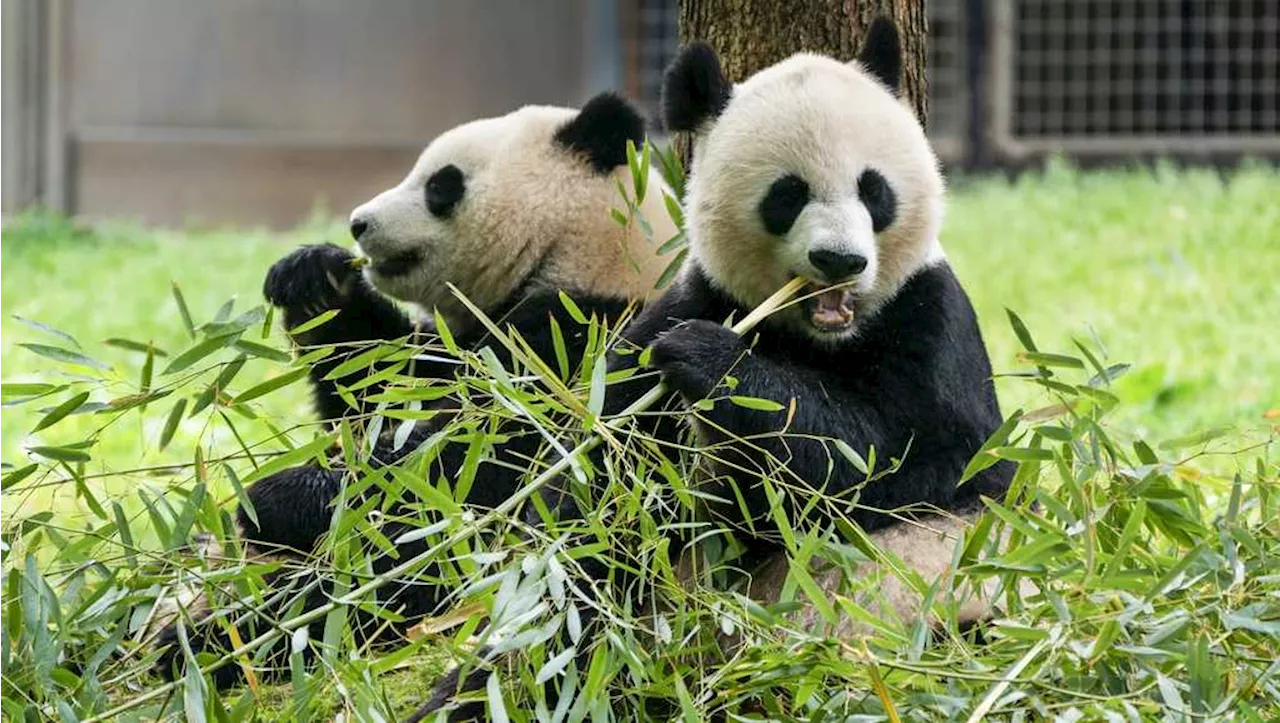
[405,663,492,722]
[238,464,346,555]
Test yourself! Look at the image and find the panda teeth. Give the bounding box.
[804,282,856,331]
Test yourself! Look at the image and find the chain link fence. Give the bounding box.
[989,0,1280,158]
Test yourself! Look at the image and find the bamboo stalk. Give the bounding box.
[85,277,806,722]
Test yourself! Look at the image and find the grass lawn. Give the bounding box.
[2,162,1278,720]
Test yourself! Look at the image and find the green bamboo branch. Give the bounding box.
[84,278,806,722]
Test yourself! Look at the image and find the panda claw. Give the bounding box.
[263,243,360,312]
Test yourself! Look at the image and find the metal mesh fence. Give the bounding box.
[629,0,680,122]
[928,0,968,160]
[992,0,1280,155]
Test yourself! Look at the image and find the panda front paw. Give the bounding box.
[262,243,365,316]
[649,320,744,400]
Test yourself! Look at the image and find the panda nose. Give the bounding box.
[808,250,868,281]
[349,217,371,241]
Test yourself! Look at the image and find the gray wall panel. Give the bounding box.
[7,0,601,226]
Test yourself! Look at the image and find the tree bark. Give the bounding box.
[677,0,928,125]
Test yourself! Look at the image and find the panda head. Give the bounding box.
[349,93,674,329]
[664,19,945,342]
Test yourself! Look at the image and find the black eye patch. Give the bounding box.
[758,174,810,236]
[857,168,897,233]
[426,164,465,218]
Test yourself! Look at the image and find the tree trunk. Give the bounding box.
[677,0,928,125]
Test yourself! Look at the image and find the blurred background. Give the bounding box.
[3,0,1278,229]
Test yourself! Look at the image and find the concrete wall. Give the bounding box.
[3,0,618,228]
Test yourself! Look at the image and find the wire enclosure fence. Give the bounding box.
[989,0,1280,157]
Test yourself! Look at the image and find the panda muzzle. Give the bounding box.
[369,250,422,277]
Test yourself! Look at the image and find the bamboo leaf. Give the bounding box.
[104,338,169,357]
[172,281,197,339]
[1101,501,1146,578]
[2,464,39,490]
[656,229,686,255]
[1158,426,1233,451]
[11,316,80,348]
[587,355,608,418]
[728,395,784,412]
[18,343,110,371]
[626,139,644,204]
[191,354,247,415]
[233,339,292,363]
[140,345,155,395]
[1,383,62,399]
[230,366,310,406]
[656,247,688,290]
[536,647,576,685]
[28,444,92,463]
[992,446,1055,462]
[111,501,137,567]
[833,439,869,475]
[241,434,336,487]
[287,309,340,336]
[1016,351,1085,369]
[31,391,90,433]
[558,291,587,325]
[1005,308,1038,352]
[662,192,684,230]
[486,671,509,723]
[164,334,240,375]
[159,398,188,450]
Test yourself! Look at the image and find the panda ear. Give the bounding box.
[856,16,902,95]
[555,92,646,174]
[662,42,730,133]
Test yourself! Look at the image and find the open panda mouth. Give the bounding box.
[800,281,857,332]
[368,250,422,278]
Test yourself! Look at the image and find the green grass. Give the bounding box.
[2,213,342,526]
[947,160,1279,440]
[2,162,1278,721]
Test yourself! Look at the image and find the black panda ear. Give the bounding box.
[857,16,902,95]
[554,92,646,174]
[662,42,730,133]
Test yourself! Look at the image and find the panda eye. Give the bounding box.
[857,168,897,233]
[426,164,465,218]
[758,174,810,236]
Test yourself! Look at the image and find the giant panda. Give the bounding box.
[614,17,1017,635]
[417,17,1017,722]
[155,92,679,688]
